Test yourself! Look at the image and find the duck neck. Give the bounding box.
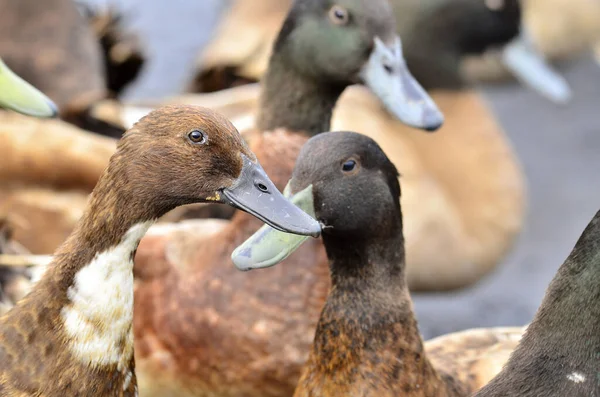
[256,52,346,136]
[309,221,457,394]
[401,3,468,90]
[486,212,600,394]
[40,165,163,370]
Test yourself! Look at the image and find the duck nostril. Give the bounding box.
[256,183,269,193]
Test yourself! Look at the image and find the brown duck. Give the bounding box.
[0,104,319,395]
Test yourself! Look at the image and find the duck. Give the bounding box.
[0,103,320,395]
[231,130,524,396]
[196,0,571,103]
[465,0,600,83]
[472,209,600,397]
[0,57,57,118]
[0,0,126,137]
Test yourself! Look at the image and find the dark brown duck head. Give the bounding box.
[396,0,570,102]
[232,130,402,271]
[107,105,320,236]
[258,0,444,134]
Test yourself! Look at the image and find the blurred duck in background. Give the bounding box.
[465,0,600,82]
[0,0,125,137]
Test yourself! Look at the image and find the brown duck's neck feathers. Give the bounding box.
[296,232,466,396]
[256,54,345,136]
[474,212,600,397]
[0,159,159,395]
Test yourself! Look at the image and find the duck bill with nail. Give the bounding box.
[219,153,321,237]
[359,35,443,131]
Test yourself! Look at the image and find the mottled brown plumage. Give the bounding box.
[0,104,300,396]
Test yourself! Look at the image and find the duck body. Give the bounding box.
[474,210,600,397]
[0,104,319,395]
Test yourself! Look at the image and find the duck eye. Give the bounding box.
[342,159,357,172]
[188,130,207,144]
[485,0,504,11]
[328,5,349,25]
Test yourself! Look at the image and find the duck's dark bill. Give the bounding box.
[221,156,320,238]
[500,27,571,104]
[231,184,315,271]
[360,36,444,132]
[0,59,58,118]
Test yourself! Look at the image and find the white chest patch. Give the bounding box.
[567,372,586,383]
[61,221,153,370]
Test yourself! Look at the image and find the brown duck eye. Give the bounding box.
[328,5,349,25]
[188,130,207,144]
[342,159,358,173]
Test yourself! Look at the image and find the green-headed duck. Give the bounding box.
[196,0,571,103]
[0,104,319,395]
[232,131,524,396]
[473,209,600,397]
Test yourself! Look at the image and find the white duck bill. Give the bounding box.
[501,28,572,104]
[231,183,315,271]
[359,36,444,132]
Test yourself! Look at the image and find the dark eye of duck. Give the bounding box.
[188,130,207,145]
[485,0,505,11]
[328,5,350,25]
[342,159,359,173]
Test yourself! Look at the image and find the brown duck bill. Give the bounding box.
[221,155,321,237]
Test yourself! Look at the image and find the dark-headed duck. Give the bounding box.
[232,131,526,396]
[0,104,319,396]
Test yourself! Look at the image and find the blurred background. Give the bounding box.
[1,0,599,341]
